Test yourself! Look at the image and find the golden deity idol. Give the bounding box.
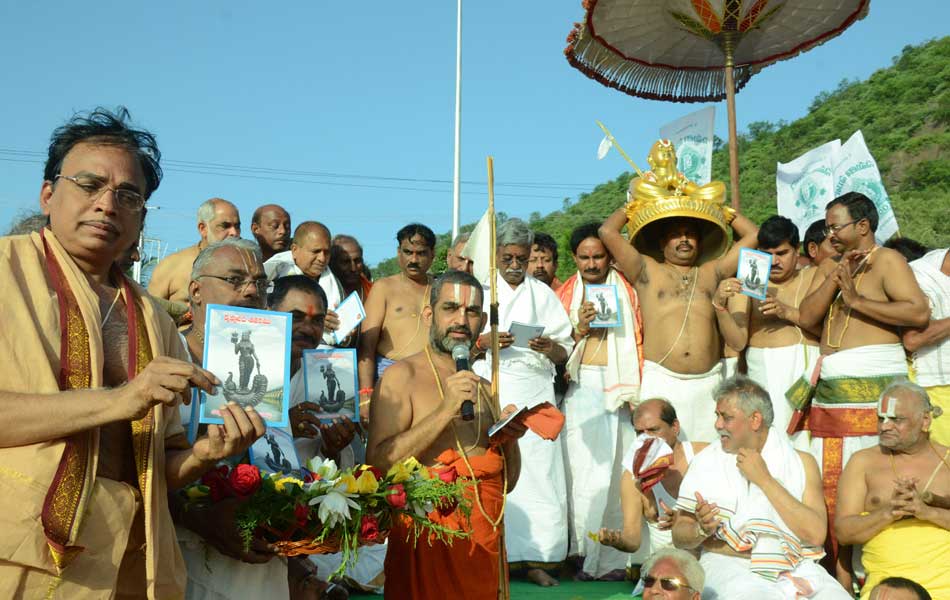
[626,139,733,265]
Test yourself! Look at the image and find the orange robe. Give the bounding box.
[384,448,506,600]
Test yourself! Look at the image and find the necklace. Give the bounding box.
[186,325,204,344]
[826,247,877,349]
[657,266,699,366]
[423,345,508,530]
[101,287,122,326]
[389,275,431,359]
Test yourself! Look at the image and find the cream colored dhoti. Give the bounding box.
[638,360,725,442]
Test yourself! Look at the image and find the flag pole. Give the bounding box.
[596,120,645,178]
[486,155,509,600]
[452,0,463,239]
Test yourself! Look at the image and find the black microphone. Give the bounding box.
[451,345,475,421]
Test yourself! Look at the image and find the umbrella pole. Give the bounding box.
[723,39,741,210]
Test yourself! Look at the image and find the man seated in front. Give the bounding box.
[366,270,526,599]
[672,376,851,599]
[638,548,705,600]
[834,381,950,600]
[868,577,933,600]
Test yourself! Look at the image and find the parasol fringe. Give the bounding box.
[565,23,754,103]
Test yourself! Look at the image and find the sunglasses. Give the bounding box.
[643,575,694,592]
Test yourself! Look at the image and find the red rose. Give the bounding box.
[205,477,231,502]
[360,514,380,542]
[200,464,229,486]
[229,464,262,497]
[385,484,407,509]
[294,503,309,526]
[437,466,458,484]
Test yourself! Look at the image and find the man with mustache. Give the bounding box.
[797,192,929,583]
[358,223,436,421]
[149,197,241,311]
[264,221,346,346]
[175,238,290,599]
[672,377,850,599]
[600,201,759,442]
[529,232,562,290]
[250,204,291,263]
[712,216,821,437]
[367,269,526,599]
[555,222,643,579]
[0,108,262,597]
[835,382,950,600]
[470,218,574,587]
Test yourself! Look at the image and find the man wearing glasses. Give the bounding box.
[796,192,930,585]
[469,218,574,587]
[0,108,263,597]
[637,548,703,599]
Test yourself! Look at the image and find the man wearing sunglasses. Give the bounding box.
[0,108,263,597]
[638,548,703,599]
[797,192,930,585]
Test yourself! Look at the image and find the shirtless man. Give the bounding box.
[529,232,562,290]
[598,400,707,563]
[835,382,950,599]
[802,219,839,268]
[358,223,436,416]
[367,270,525,599]
[557,223,641,579]
[714,216,821,434]
[599,204,758,442]
[797,192,930,580]
[445,232,474,274]
[250,203,291,262]
[149,197,240,310]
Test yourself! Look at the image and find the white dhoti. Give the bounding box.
[638,360,725,442]
[481,363,569,566]
[562,365,636,577]
[178,527,289,600]
[747,344,819,449]
[701,553,853,599]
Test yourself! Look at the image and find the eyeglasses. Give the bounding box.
[823,219,860,237]
[499,254,530,266]
[643,576,695,592]
[197,274,268,294]
[54,174,146,212]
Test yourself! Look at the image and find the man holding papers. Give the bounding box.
[556,222,643,579]
[472,219,574,587]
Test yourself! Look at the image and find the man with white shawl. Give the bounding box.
[905,247,950,446]
[471,219,574,587]
[673,377,851,599]
[555,223,642,579]
[263,220,347,346]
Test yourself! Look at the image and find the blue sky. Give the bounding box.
[1,1,947,266]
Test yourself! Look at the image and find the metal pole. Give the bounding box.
[452,0,462,238]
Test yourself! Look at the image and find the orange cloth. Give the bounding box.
[489,402,565,447]
[384,449,506,600]
[360,274,373,299]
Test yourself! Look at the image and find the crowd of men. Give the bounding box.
[1,107,947,600]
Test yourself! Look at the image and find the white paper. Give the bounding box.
[832,130,898,244]
[508,321,545,348]
[331,291,366,345]
[488,406,529,438]
[659,106,715,185]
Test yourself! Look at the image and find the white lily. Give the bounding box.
[306,456,340,481]
[309,487,359,529]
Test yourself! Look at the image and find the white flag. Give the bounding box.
[596,136,612,160]
[659,106,715,185]
[459,209,493,285]
[776,140,840,237]
[832,130,898,244]
[776,131,898,243]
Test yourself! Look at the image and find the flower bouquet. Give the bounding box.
[180,455,471,578]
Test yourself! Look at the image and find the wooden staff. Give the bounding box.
[486,156,510,600]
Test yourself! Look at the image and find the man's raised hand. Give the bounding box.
[116,356,219,421]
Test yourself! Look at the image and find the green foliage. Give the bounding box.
[373,37,950,280]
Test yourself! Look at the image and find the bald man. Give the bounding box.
[250,204,291,262]
[265,221,347,345]
[148,197,241,307]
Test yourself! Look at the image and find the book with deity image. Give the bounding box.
[199,304,292,427]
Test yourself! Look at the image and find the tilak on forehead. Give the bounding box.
[878,396,900,419]
[451,282,480,308]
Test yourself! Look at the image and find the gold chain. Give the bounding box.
[389,275,431,360]
[424,345,508,530]
[825,247,877,349]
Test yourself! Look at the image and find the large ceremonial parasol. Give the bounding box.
[565,0,870,208]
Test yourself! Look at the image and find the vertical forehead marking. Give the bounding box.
[878,396,898,419]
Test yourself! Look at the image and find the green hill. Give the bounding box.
[374,37,950,281]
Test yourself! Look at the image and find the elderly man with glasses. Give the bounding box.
[796,192,930,586]
[0,108,262,598]
[468,218,574,587]
[637,548,704,600]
